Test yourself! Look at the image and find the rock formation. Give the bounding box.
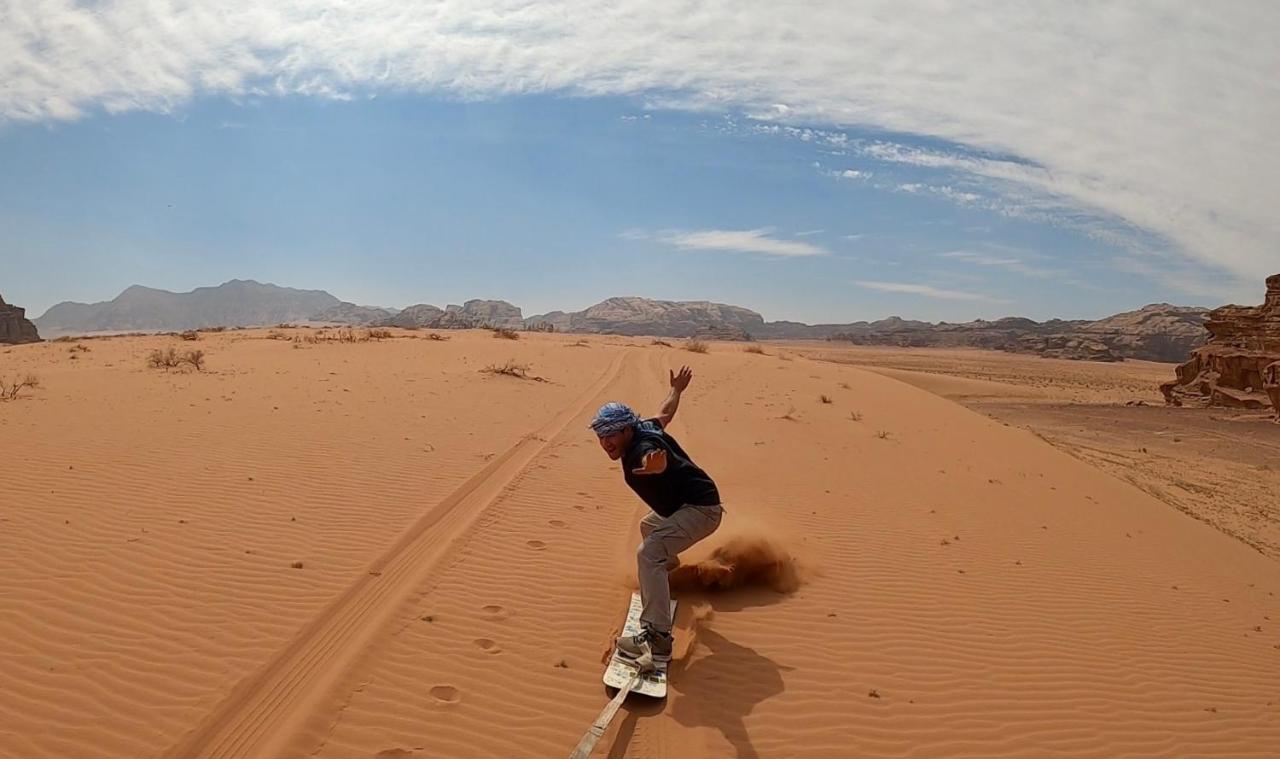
[1161,274,1280,411]
[379,300,523,330]
[0,293,41,344]
[524,297,763,339]
[310,302,396,325]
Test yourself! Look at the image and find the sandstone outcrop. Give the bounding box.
[1162,274,1280,412]
[524,297,763,338]
[0,293,41,344]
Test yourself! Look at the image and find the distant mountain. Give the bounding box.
[310,301,397,325]
[809,303,1209,362]
[29,279,1209,362]
[34,280,340,336]
[525,297,764,338]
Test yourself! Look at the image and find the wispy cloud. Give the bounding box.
[3,2,1277,295]
[795,229,824,237]
[939,249,1059,278]
[660,229,828,257]
[854,280,1008,303]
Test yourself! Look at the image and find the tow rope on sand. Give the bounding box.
[569,668,641,758]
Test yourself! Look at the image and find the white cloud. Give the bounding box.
[662,229,828,257]
[795,229,824,237]
[854,280,1008,303]
[939,249,1059,278]
[2,2,1277,296]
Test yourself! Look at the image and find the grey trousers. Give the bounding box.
[637,502,724,634]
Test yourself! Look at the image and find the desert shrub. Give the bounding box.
[820,394,833,404]
[367,329,393,340]
[180,330,200,341]
[200,326,227,333]
[493,327,520,340]
[427,332,448,341]
[849,411,863,422]
[744,345,766,355]
[0,374,39,400]
[68,344,90,353]
[181,350,205,371]
[876,430,891,439]
[148,348,182,370]
[685,340,709,354]
[482,360,546,381]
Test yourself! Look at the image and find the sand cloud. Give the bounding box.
[3,2,1277,295]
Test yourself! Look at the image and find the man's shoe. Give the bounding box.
[615,628,673,663]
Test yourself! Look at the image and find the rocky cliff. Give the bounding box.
[380,300,523,330]
[1162,274,1280,413]
[0,293,41,344]
[310,302,396,325]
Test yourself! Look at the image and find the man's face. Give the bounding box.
[598,427,633,461]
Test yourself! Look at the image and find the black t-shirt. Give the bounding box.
[622,419,720,517]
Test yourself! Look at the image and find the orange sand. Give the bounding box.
[1,330,1278,757]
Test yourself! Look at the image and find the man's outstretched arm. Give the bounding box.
[655,366,693,428]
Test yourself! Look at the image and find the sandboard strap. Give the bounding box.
[568,668,641,759]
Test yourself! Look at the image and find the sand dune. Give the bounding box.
[2,331,1278,757]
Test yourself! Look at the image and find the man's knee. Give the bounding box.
[637,537,669,567]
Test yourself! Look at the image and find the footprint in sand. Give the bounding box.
[549,520,567,528]
[573,505,585,511]
[473,638,502,654]
[481,604,509,620]
[527,540,547,550]
[429,685,461,704]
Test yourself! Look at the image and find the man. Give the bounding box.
[590,365,724,665]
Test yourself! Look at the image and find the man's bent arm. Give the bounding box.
[655,366,692,427]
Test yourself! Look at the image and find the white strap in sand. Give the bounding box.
[569,668,641,758]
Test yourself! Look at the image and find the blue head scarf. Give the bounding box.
[589,402,639,437]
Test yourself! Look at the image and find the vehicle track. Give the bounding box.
[163,351,629,759]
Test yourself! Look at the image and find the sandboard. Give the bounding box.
[602,591,675,698]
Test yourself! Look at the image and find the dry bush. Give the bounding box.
[482,360,546,381]
[819,394,833,404]
[268,330,291,340]
[180,330,200,341]
[148,348,183,370]
[876,430,891,439]
[0,374,40,401]
[849,411,863,422]
[839,382,850,390]
[68,344,90,353]
[427,332,448,341]
[367,328,393,340]
[199,326,227,333]
[276,323,297,329]
[493,327,520,340]
[685,339,709,354]
[744,345,766,355]
[651,339,673,347]
[779,405,799,421]
[181,350,206,371]
[568,340,590,347]
[335,329,370,343]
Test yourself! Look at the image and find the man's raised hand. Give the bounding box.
[670,366,693,392]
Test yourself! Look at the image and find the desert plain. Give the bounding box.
[2,328,1279,758]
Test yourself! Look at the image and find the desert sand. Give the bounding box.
[2,330,1279,758]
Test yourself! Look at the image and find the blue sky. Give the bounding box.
[2,2,1276,324]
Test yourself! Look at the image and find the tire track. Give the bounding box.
[163,351,630,759]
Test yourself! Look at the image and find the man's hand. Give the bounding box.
[632,448,668,475]
[670,366,693,392]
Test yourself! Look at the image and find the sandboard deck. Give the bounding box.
[602,592,675,698]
